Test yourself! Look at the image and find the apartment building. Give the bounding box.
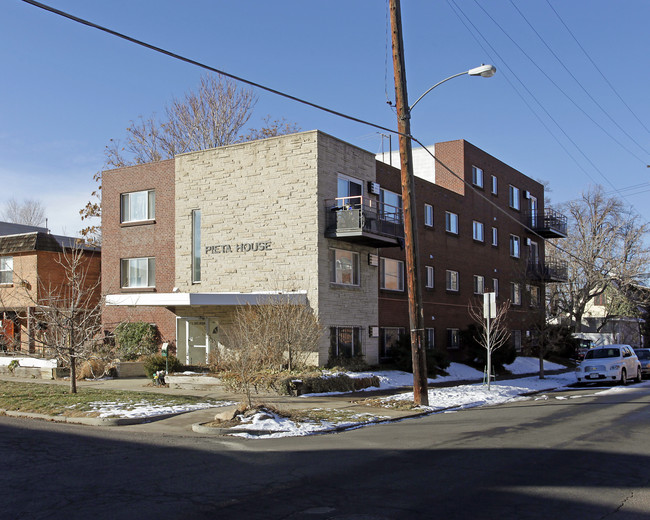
[375,140,567,360]
[102,131,566,366]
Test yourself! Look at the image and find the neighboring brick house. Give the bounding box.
[0,226,101,353]
[103,131,566,366]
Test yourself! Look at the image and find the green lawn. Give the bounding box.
[0,380,222,417]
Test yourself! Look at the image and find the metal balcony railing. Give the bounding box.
[325,196,404,247]
[525,208,568,238]
[526,259,568,283]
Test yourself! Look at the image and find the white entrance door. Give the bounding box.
[180,318,218,365]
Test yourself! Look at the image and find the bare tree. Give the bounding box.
[468,297,511,390]
[34,246,103,393]
[2,198,46,227]
[80,73,300,242]
[221,298,322,406]
[549,186,650,333]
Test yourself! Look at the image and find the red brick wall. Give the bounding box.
[101,160,177,345]
[376,140,546,360]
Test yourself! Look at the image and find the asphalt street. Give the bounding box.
[2,383,649,519]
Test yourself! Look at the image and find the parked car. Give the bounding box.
[634,348,650,378]
[575,339,594,361]
[575,344,642,385]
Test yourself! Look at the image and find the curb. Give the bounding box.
[0,409,186,427]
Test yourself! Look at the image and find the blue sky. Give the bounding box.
[1,0,649,235]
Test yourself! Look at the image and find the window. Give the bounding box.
[473,275,485,295]
[447,328,460,349]
[491,175,498,195]
[472,221,484,242]
[528,284,540,307]
[192,210,201,283]
[330,326,362,358]
[424,203,434,227]
[594,293,606,306]
[381,327,404,359]
[331,249,360,286]
[426,266,435,288]
[510,235,521,258]
[121,257,155,288]
[121,190,155,223]
[425,328,435,350]
[338,175,362,205]
[446,270,459,292]
[472,166,484,188]
[491,227,498,246]
[493,278,499,297]
[380,258,404,291]
[0,256,13,284]
[511,282,522,305]
[380,188,402,222]
[445,212,458,234]
[509,185,520,210]
[513,330,522,352]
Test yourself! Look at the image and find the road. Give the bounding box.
[2,384,649,519]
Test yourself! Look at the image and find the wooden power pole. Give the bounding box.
[389,0,429,406]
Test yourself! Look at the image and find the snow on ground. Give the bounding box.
[228,409,391,439]
[74,400,235,419]
[382,372,577,412]
[504,357,565,374]
[230,358,575,438]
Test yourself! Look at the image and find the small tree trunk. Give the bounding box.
[70,352,77,394]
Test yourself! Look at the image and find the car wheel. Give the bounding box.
[635,367,642,384]
[620,369,627,386]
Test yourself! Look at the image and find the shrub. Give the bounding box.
[325,354,369,371]
[143,354,183,379]
[218,370,381,396]
[114,321,159,361]
[77,358,105,380]
[387,334,450,375]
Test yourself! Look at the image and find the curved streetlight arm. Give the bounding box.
[409,71,467,111]
[409,64,497,112]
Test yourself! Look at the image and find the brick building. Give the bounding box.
[0,225,101,353]
[102,131,566,366]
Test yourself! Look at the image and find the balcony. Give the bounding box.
[325,196,404,248]
[525,208,568,238]
[527,259,568,283]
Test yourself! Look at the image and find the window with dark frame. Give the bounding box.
[330,326,362,358]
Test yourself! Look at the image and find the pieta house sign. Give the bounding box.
[205,241,272,254]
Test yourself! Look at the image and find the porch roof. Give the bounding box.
[105,291,308,307]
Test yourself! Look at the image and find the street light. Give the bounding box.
[390,2,497,407]
[409,64,497,111]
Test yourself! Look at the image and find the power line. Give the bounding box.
[21,0,404,141]
[509,0,650,158]
[474,0,648,165]
[448,0,647,225]
[544,0,650,138]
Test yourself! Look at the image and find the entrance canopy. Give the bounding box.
[106,291,308,307]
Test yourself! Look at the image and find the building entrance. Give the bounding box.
[176,317,218,365]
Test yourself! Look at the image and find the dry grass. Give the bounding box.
[0,379,221,417]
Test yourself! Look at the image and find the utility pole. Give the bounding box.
[389,0,428,406]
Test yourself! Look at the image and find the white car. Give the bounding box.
[575,344,642,385]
